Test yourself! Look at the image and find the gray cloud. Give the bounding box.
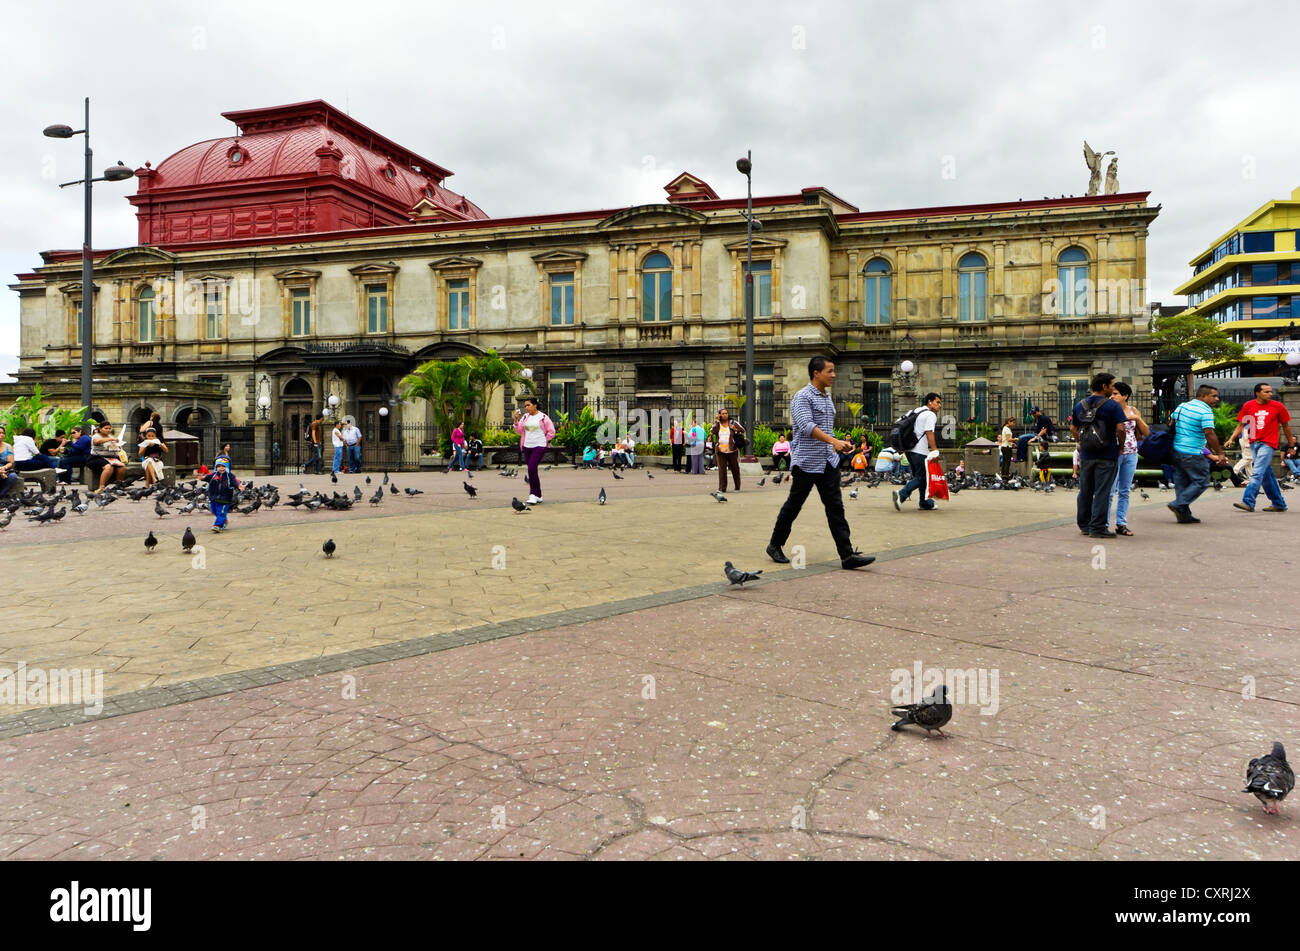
[4,0,1298,356]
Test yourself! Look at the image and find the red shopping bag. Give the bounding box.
[925,456,950,501]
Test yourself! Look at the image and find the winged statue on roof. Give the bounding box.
[1083,141,1115,196]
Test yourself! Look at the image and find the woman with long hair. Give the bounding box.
[999,417,1016,478]
[709,407,746,493]
[512,396,555,505]
[1107,381,1148,536]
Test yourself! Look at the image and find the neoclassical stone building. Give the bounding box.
[11,100,1160,466]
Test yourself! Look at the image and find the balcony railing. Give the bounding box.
[302,338,411,355]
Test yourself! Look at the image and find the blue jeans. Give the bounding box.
[1242,442,1286,510]
[1172,451,1210,510]
[1286,457,1300,477]
[212,502,230,528]
[1109,452,1139,527]
[451,445,467,469]
[897,451,935,508]
[306,443,322,474]
[347,444,361,473]
[0,472,20,498]
[332,446,343,473]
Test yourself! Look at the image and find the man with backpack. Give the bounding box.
[1070,372,1128,537]
[892,393,942,512]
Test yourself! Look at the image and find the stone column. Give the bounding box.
[251,419,274,475]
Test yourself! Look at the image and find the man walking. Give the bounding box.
[892,393,942,511]
[1167,384,1228,524]
[342,417,363,473]
[1070,372,1127,537]
[1226,382,1294,513]
[767,356,875,571]
[306,412,324,474]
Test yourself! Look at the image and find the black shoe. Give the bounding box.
[1167,502,1193,524]
[841,550,876,570]
[1089,530,1117,538]
[766,544,790,564]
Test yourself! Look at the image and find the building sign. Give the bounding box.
[1246,340,1300,356]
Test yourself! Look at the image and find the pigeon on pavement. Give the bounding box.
[0,511,11,531]
[181,527,196,553]
[890,685,952,736]
[773,472,783,485]
[723,561,762,586]
[711,491,727,502]
[144,531,158,554]
[322,538,336,559]
[758,477,766,487]
[647,472,654,479]
[611,469,623,480]
[598,487,606,505]
[463,482,477,499]
[154,500,170,518]
[1244,741,1294,814]
[511,496,530,513]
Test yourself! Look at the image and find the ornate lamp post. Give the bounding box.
[43,98,133,418]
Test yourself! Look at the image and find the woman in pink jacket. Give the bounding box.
[513,396,556,504]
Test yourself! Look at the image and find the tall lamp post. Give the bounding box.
[44,98,133,418]
[736,151,756,447]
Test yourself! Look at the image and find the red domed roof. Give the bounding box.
[131,100,487,245]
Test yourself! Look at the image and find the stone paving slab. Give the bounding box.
[0,489,1293,860]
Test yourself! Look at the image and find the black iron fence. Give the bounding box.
[177,424,255,471]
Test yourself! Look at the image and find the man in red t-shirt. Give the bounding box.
[1226,382,1296,512]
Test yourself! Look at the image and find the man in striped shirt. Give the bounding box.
[767,356,876,570]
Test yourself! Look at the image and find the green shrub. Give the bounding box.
[751,424,778,458]
[483,426,518,447]
[1,386,91,442]
[553,405,602,451]
[1212,402,1238,442]
[638,441,668,455]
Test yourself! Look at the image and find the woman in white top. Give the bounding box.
[999,417,1016,478]
[89,420,127,492]
[512,397,556,504]
[1107,381,1148,536]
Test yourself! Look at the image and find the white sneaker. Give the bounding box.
[526,494,540,504]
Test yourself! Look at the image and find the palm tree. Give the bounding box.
[400,360,473,446]
[457,349,532,431]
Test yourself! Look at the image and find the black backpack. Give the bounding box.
[1075,396,1113,454]
[889,408,925,453]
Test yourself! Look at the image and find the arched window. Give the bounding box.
[138,286,156,342]
[283,378,313,397]
[1057,247,1089,317]
[958,252,987,322]
[863,258,891,325]
[641,252,672,322]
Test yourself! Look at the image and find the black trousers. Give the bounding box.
[1000,447,1013,477]
[769,463,853,559]
[671,443,684,471]
[1077,457,1117,533]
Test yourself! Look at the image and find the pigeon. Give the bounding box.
[723,561,762,586]
[365,476,371,484]
[48,506,67,522]
[598,487,606,505]
[711,491,727,503]
[463,482,477,499]
[322,538,336,559]
[0,511,12,531]
[73,500,89,515]
[181,527,196,553]
[403,487,424,495]
[154,500,170,519]
[354,486,363,500]
[144,531,158,554]
[773,472,784,485]
[1243,742,1294,815]
[331,472,338,484]
[890,685,952,736]
[383,472,390,485]
[758,477,766,487]
[511,497,530,513]
[611,469,623,480]
[849,487,859,499]
[466,471,473,479]
[388,483,398,495]
[647,471,654,479]
[1139,489,1150,501]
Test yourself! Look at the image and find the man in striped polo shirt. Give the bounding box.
[766,355,876,570]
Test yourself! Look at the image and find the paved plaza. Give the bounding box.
[0,466,1296,859]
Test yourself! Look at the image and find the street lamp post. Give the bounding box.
[736,151,755,448]
[44,98,133,419]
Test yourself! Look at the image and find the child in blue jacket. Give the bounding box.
[204,455,240,532]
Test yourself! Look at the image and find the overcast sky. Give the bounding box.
[3,0,1298,376]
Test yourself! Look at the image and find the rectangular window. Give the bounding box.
[1252,296,1278,320]
[1252,264,1277,286]
[636,365,672,390]
[959,271,987,321]
[291,288,311,336]
[1242,231,1275,253]
[205,287,223,339]
[744,261,772,318]
[1057,370,1090,423]
[447,278,470,330]
[139,299,155,343]
[547,370,576,418]
[862,379,893,425]
[366,283,388,333]
[957,377,987,424]
[550,273,575,326]
[74,301,83,345]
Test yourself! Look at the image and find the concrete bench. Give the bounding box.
[17,468,59,493]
